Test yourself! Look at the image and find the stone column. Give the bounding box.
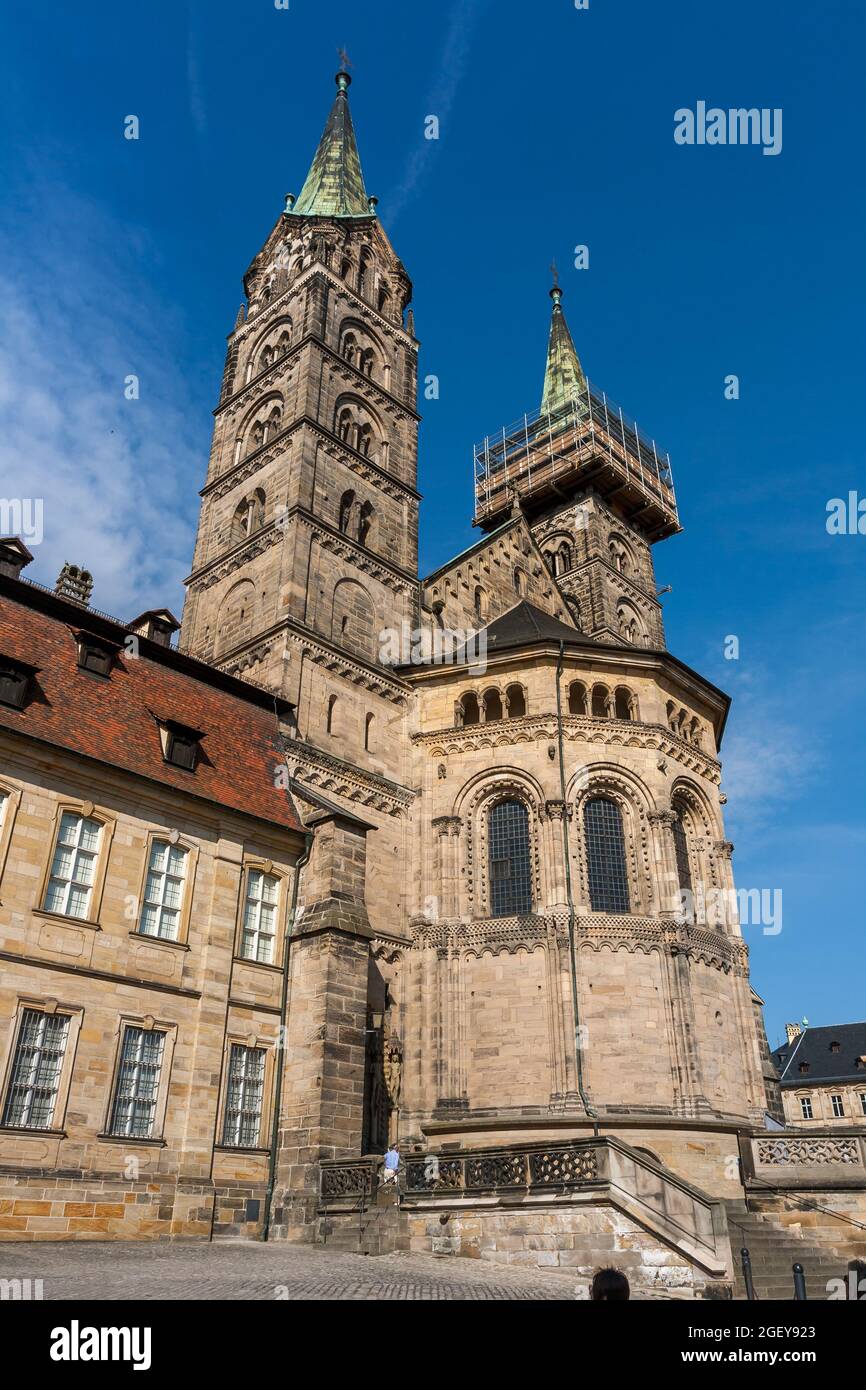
[543,800,572,912]
[432,815,462,920]
[269,808,374,1241]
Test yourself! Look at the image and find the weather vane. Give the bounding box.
[337,46,353,70]
[550,259,560,288]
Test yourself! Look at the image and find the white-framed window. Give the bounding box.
[2,1008,71,1130]
[222,1044,266,1148]
[860,1092,866,1116]
[831,1093,845,1118]
[240,869,279,964]
[109,1026,166,1138]
[138,841,188,940]
[800,1095,813,1120]
[43,811,101,918]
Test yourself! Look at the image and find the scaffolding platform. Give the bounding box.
[473,382,680,543]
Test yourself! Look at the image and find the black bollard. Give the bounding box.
[741,1247,757,1301]
[793,1263,808,1300]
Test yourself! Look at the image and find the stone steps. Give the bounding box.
[725,1202,852,1300]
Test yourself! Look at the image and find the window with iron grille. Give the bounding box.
[800,1095,813,1120]
[2,1009,70,1129]
[138,840,188,940]
[240,870,279,963]
[109,1026,165,1138]
[584,796,631,914]
[43,811,101,919]
[222,1044,266,1148]
[488,799,532,917]
[831,1093,845,1118]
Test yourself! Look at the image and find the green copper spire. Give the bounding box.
[540,282,588,415]
[290,71,371,219]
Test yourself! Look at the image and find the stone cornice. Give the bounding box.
[411,911,747,973]
[185,520,282,591]
[412,714,722,783]
[286,628,411,702]
[286,738,414,817]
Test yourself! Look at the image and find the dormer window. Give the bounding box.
[0,655,38,709]
[159,720,204,771]
[73,631,118,678]
[830,1041,841,1054]
[798,1062,810,1074]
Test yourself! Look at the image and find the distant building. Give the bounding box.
[772,1022,866,1127]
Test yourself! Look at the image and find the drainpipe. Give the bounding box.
[555,640,597,1127]
[262,827,313,1241]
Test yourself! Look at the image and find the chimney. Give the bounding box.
[785,1022,802,1044]
[0,536,35,579]
[55,563,93,606]
[128,609,181,649]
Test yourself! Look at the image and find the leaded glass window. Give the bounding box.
[222,1044,266,1148]
[43,811,101,919]
[2,1009,70,1129]
[584,797,631,914]
[138,840,188,940]
[488,799,532,917]
[109,1026,165,1138]
[240,869,279,963]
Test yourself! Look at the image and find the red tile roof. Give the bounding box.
[0,579,304,836]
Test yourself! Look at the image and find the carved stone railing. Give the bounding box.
[319,1158,377,1200]
[404,1143,599,1195]
[753,1135,865,1170]
[319,1138,730,1276]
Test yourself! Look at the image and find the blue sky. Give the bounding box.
[0,0,863,1044]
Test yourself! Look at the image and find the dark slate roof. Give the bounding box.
[476,600,582,653]
[772,1024,866,1087]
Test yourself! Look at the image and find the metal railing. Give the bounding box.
[473,381,679,537]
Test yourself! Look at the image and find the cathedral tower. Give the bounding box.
[180,72,420,931]
[475,283,679,652]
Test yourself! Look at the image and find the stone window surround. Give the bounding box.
[214,1030,278,1154]
[99,1013,178,1143]
[130,829,200,947]
[232,857,293,968]
[0,996,84,1136]
[36,799,117,930]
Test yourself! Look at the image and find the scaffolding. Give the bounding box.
[473,380,680,543]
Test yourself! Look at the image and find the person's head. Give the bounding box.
[591,1267,630,1301]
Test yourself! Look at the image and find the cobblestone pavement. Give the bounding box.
[0,1241,586,1300]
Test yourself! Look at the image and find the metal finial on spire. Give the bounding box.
[336,46,353,89]
[549,259,563,307]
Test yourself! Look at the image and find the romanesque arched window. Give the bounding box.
[358,500,374,547]
[568,681,588,716]
[505,683,526,718]
[614,686,636,720]
[513,567,526,596]
[365,713,374,751]
[458,692,480,726]
[591,684,610,718]
[338,490,355,536]
[326,695,338,735]
[557,542,572,574]
[482,688,503,722]
[473,585,487,621]
[488,799,532,917]
[342,333,358,365]
[672,813,693,897]
[584,797,631,913]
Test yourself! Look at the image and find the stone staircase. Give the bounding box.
[317,1182,406,1256]
[725,1200,853,1300]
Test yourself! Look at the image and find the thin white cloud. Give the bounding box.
[386,0,491,225]
[0,186,203,619]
